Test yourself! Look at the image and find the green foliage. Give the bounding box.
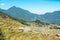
[53,26,60,29]
[50,26,60,29]
[46,23,50,25]
[33,19,45,25]
[0,28,5,40]
[18,19,29,26]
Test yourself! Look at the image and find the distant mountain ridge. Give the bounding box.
[0,6,39,21]
[40,10,60,24]
[0,6,60,24]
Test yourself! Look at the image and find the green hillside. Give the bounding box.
[0,12,60,40]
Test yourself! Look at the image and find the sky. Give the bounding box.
[0,0,60,14]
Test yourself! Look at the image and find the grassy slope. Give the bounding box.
[0,12,60,40]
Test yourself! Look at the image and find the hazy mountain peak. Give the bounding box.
[8,6,17,10]
[12,6,16,8]
[8,6,27,12]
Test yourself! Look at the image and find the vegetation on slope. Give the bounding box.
[0,12,60,40]
[0,28,5,40]
[0,12,29,26]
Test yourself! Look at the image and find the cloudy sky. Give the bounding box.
[0,0,60,14]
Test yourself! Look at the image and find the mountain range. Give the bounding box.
[0,6,60,24]
[0,6,39,21]
[40,11,60,24]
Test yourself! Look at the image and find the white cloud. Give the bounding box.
[0,3,5,6]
